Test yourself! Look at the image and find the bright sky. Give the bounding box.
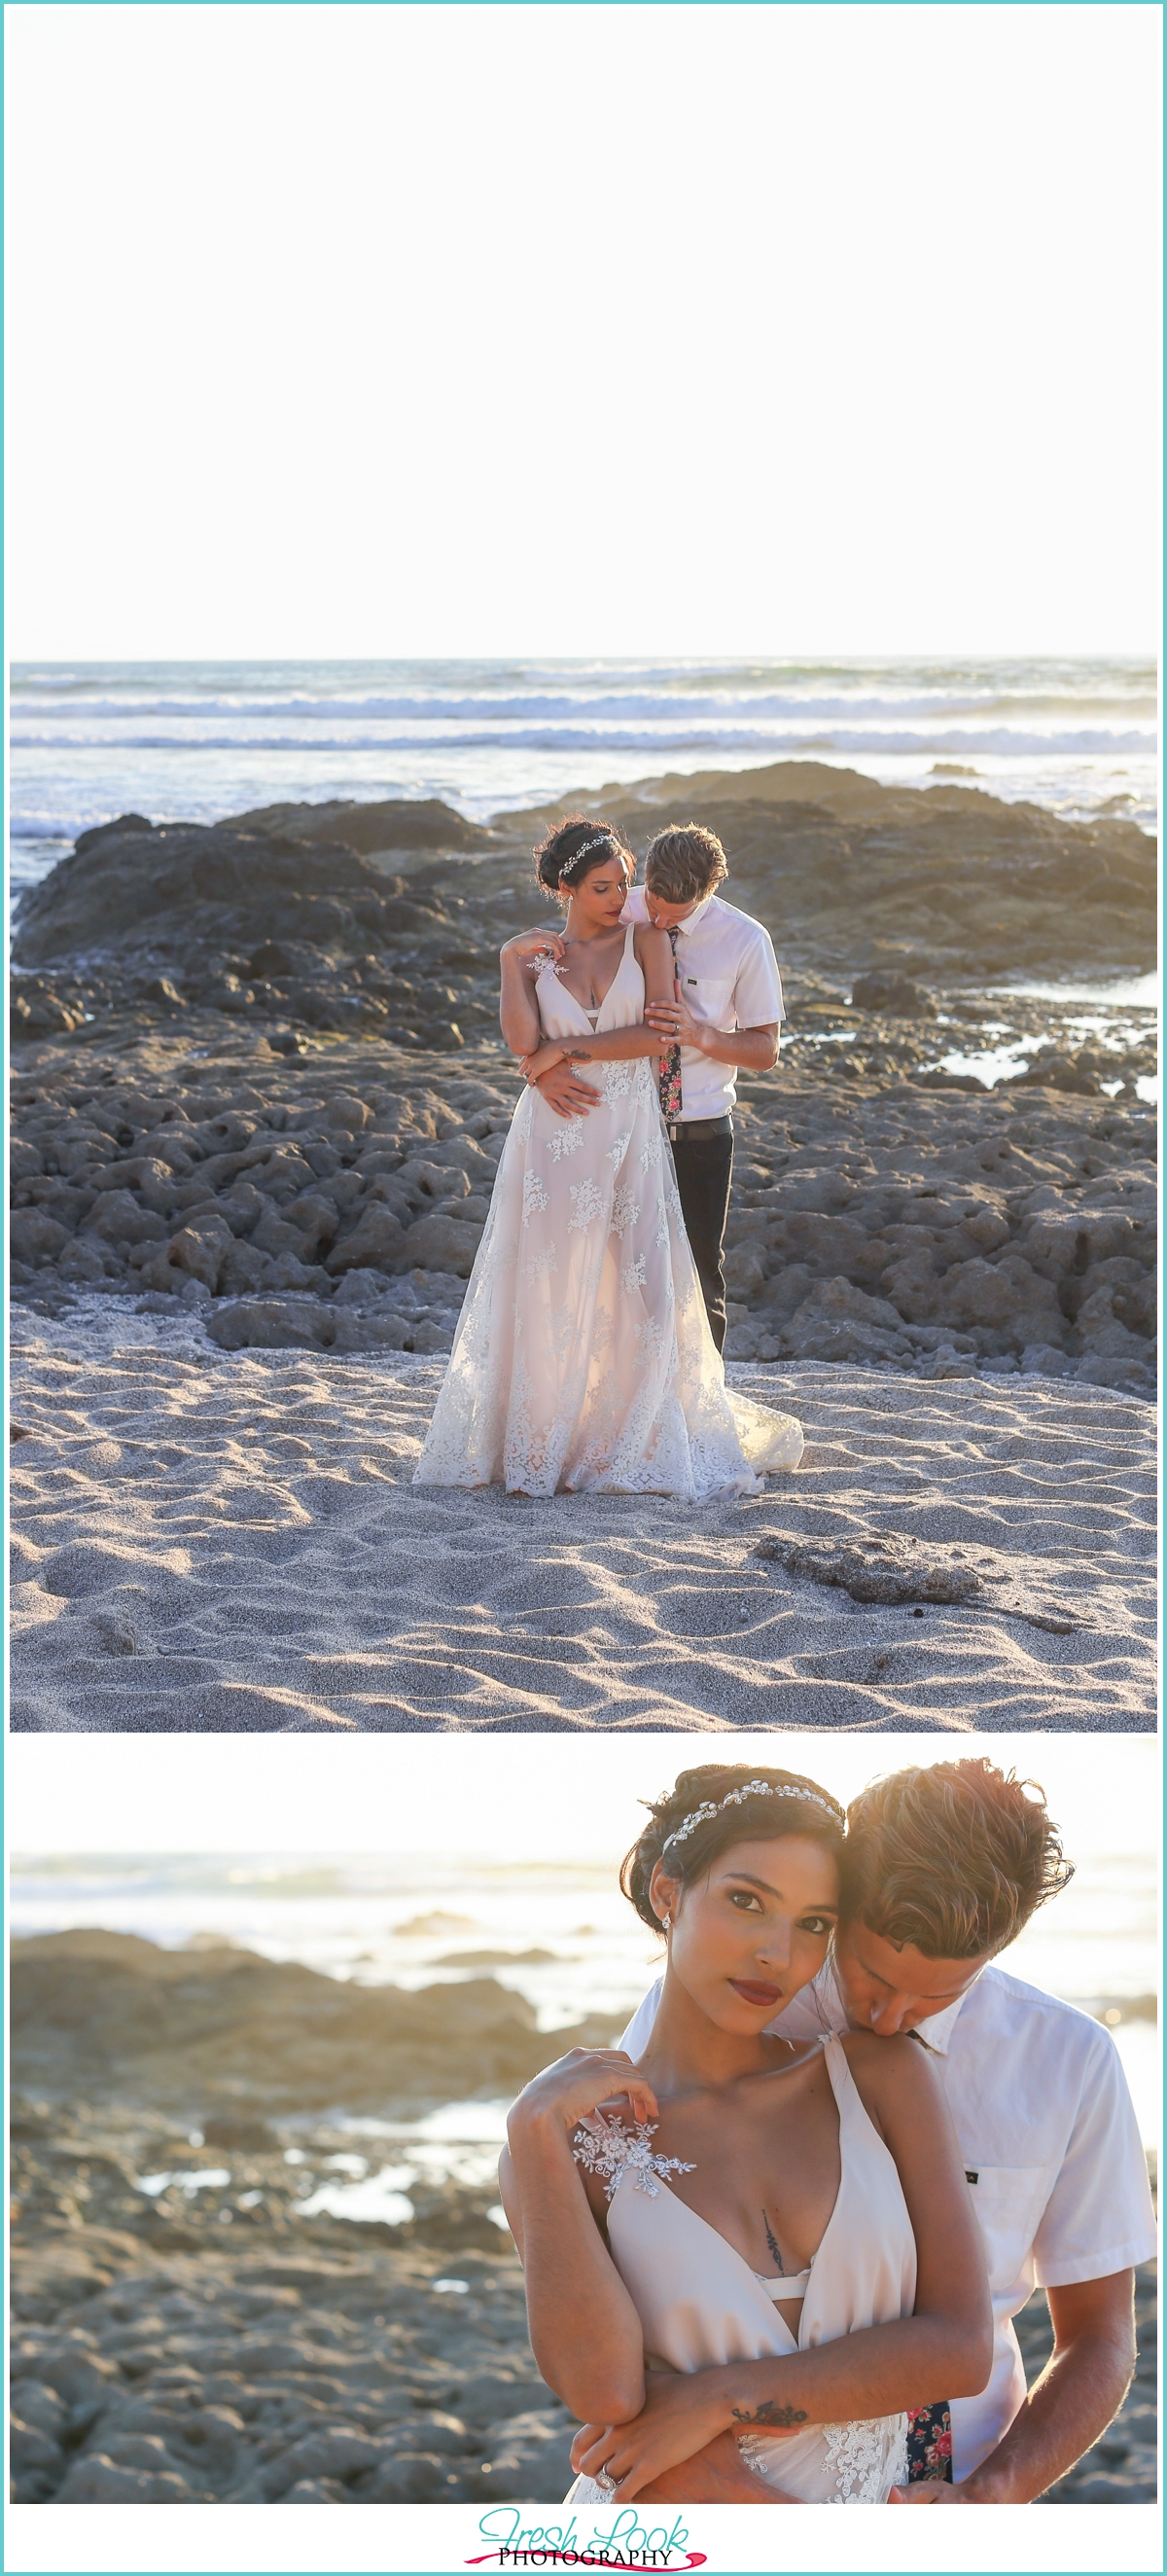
[5,2,1160,658]
[10,1733,1157,1866]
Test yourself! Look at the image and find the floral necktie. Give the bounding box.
[905,2403,954,2483]
[658,926,684,1120]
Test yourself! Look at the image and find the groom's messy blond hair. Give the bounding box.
[643,824,728,905]
[841,1758,1075,1960]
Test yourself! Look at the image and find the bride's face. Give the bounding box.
[565,858,633,930]
[651,1834,839,2033]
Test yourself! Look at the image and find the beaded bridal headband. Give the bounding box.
[558,832,619,881]
[661,1779,844,1856]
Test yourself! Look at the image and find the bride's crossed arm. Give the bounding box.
[499,2048,659,2427]
[500,926,676,1088]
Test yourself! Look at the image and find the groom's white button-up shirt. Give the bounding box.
[619,1959,1156,2482]
[620,887,784,1122]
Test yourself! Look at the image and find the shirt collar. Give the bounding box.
[674,892,717,936]
[808,1958,980,2056]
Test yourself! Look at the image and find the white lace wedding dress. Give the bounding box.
[413,927,802,1497]
[568,2035,913,2507]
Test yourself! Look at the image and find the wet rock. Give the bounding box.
[1020,1342,1075,1377]
[851,971,936,1017]
[775,1276,915,1364]
[10,2415,65,2493]
[260,2426,390,2496]
[206,1299,333,1353]
[82,1192,166,1252]
[1075,1284,1155,1365]
[12,987,86,1038]
[1013,1052,1101,1096]
[11,1211,74,1268]
[399,1214,482,1276]
[326,1207,408,1277]
[217,1242,273,1297]
[328,1310,412,1353]
[56,2451,198,2502]
[410,1319,455,1353]
[58,1239,115,1287]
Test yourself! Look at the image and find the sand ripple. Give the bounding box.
[10,1308,1155,1733]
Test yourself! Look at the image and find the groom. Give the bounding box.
[534,822,783,1351]
[594,1757,1155,2504]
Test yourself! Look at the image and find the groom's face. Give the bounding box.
[643,885,704,931]
[833,1917,991,2035]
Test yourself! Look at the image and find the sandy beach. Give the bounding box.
[8,763,1158,1732]
[11,1304,1153,1731]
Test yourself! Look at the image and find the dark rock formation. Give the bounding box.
[502,761,1156,985]
[8,765,1157,1393]
[11,1930,622,2115]
[225,797,487,854]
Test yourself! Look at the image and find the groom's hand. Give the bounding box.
[645,982,707,1052]
[535,1062,602,1120]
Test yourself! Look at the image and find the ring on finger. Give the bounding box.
[595,2466,617,2494]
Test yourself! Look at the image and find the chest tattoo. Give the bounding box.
[763,2210,786,2270]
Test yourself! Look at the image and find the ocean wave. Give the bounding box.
[11,726,1158,758]
[10,689,1157,726]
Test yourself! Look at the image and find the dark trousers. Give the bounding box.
[669,1125,734,1353]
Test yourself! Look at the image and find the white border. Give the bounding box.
[3,2498,1163,2575]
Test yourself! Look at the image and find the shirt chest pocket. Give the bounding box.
[964,2164,1058,2286]
[680,974,736,1029]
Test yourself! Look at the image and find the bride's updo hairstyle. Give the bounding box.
[533,814,633,903]
[620,1762,847,1933]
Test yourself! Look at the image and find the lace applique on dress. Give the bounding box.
[606,1129,632,1169]
[522,1170,549,1224]
[572,2113,695,2202]
[821,2415,909,2504]
[547,1119,585,1163]
[739,2414,907,2506]
[610,1184,642,1239]
[569,1178,604,1230]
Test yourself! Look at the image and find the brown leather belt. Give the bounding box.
[665,1115,733,1143]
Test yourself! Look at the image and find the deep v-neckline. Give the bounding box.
[553,925,634,1026]
[640,2038,853,2342]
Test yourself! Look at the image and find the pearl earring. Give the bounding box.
[662,1914,671,1932]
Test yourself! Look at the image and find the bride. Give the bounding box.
[413,817,801,1497]
[499,1764,992,2507]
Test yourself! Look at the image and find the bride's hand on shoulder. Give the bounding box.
[508,2048,658,2142]
[502,928,567,968]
